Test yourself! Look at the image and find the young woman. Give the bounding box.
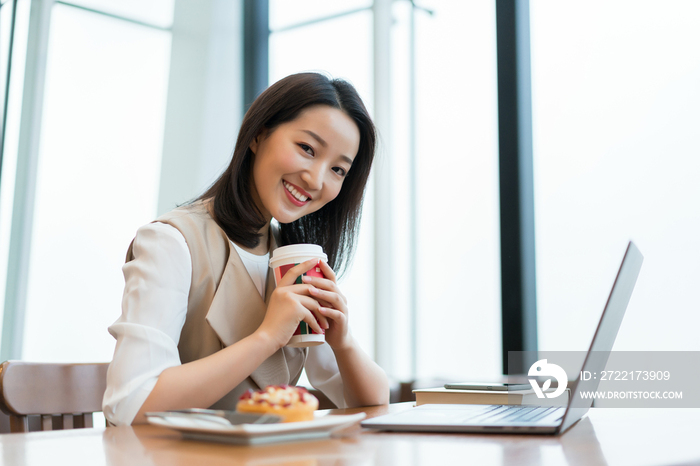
[103,73,390,425]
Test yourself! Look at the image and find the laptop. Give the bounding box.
[362,241,643,435]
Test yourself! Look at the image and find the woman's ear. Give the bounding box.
[249,129,267,154]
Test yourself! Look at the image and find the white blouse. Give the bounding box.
[103,222,346,426]
[230,242,269,299]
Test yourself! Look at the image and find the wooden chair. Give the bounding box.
[0,361,109,433]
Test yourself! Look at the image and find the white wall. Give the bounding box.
[157,0,244,214]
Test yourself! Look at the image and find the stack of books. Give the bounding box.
[412,387,569,407]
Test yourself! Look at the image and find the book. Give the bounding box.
[412,387,569,407]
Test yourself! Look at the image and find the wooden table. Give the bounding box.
[0,403,698,465]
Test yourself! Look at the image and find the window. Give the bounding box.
[1,2,172,362]
[411,0,501,382]
[1,0,31,344]
[531,1,700,352]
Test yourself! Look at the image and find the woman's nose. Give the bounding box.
[301,164,324,191]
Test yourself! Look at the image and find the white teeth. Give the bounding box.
[284,181,308,202]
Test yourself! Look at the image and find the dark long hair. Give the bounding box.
[198,72,376,277]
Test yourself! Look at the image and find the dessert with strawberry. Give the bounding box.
[236,385,319,422]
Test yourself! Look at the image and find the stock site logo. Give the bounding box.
[528,359,568,399]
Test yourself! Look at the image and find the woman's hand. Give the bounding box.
[256,259,327,350]
[302,261,390,407]
[301,260,351,351]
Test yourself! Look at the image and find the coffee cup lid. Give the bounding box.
[269,244,327,269]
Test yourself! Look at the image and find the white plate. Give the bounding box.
[147,412,367,446]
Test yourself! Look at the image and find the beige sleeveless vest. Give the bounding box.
[126,200,306,410]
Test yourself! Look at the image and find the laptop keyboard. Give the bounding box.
[463,405,563,424]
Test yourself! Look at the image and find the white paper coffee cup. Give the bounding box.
[269,244,328,347]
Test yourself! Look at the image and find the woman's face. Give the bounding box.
[250,105,360,224]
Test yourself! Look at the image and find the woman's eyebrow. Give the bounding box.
[302,130,327,147]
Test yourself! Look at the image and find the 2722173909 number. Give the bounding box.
[580,370,671,381]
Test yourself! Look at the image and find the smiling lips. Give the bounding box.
[283,180,311,206]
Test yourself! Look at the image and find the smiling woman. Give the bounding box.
[199,73,375,276]
[103,72,389,426]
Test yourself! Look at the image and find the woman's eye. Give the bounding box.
[333,167,347,177]
[299,143,314,155]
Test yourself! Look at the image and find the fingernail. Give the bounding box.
[302,275,311,282]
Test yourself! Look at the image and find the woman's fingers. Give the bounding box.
[303,311,325,335]
[297,295,330,330]
[272,283,330,328]
[301,275,346,304]
[318,306,346,326]
[297,305,324,335]
[301,274,337,291]
[278,283,335,308]
[304,281,347,312]
[278,259,321,287]
[317,260,337,282]
[270,259,343,337]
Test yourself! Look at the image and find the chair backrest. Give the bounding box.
[0,361,109,433]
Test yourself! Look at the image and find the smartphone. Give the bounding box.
[444,382,531,391]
